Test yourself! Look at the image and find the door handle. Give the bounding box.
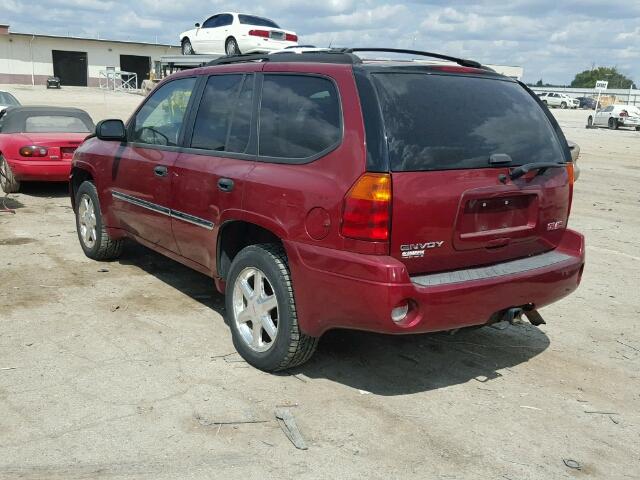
[154,165,168,177]
[218,178,234,192]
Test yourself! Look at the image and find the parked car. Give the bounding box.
[180,12,298,56]
[0,91,20,112]
[0,106,94,193]
[46,76,61,89]
[576,96,599,109]
[587,104,640,130]
[537,92,578,109]
[70,48,585,371]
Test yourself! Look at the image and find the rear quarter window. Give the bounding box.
[258,74,341,162]
[372,73,566,171]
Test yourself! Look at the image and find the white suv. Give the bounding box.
[538,92,579,109]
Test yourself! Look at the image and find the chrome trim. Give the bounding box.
[112,191,170,216]
[411,250,574,287]
[111,190,214,230]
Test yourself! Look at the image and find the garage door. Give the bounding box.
[120,55,151,89]
[52,50,88,87]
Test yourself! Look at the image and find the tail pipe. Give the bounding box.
[502,306,546,326]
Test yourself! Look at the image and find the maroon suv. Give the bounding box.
[70,48,585,371]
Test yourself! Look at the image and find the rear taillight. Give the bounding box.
[19,146,48,157]
[620,110,628,117]
[341,173,391,242]
[285,33,298,42]
[248,29,269,38]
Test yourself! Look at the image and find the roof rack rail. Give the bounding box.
[339,48,484,69]
[207,50,359,66]
[207,53,272,66]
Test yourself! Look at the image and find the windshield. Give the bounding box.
[24,115,92,133]
[238,14,279,28]
[0,92,19,106]
[372,73,566,171]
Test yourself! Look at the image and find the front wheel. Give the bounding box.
[0,156,20,193]
[560,101,567,109]
[75,181,123,260]
[182,38,194,55]
[225,37,241,56]
[226,244,318,371]
[608,117,618,130]
[587,116,593,128]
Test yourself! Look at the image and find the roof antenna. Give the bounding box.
[328,38,333,48]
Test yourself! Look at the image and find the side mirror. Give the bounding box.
[195,22,201,28]
[96,119,126,142]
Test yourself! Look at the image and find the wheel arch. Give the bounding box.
[70,166,95,210]
[216,219,284,280]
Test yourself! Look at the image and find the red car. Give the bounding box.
[70,48,585,371]
[0,106,94,193]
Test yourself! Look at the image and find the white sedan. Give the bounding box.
[180,13,298,56]
[587,105,640,130]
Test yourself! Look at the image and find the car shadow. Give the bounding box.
[18,182,69,198]
[117,242,226,314]
[295,325,550,395]
[116,243,550,396]
[1,195,24,210]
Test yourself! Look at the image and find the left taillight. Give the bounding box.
[249,29,269,38]
[285,33,298,42]
[19,146,48,157]
[341,173,392,242]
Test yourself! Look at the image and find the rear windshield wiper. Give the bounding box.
[509,162,565,180]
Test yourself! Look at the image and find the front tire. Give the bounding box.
[75,181,123,260]
[0,156,20,193]
[226,244,318,371]
[608,117,618,130]
[225,37,241,56]
[560,101,567,109]
[182,38,194,55]
[587,116,593,128]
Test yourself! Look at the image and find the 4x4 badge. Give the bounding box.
[400,241,444,258]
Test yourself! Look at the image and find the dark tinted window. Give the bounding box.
[259,75,341,160]
[372,73,565,171]
[190,74,254,153]
[131,77,196,146]
[203,15,219,28]
[218,14,233,27]
[25,115,90,133]
[238,15,279,28]
[0,92,19,106]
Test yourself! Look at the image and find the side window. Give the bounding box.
[203,15,219,28]
[131,77,196,146]
[190,74,254,153]
[603,106,613,113]
[258,75,341,160]
[218,14,233,27]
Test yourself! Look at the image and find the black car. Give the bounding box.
[46,76,61,89]
[577,97,599,109]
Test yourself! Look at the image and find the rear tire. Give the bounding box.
[587,116,593,128]
[182,38,194,55]
[75,181,123,260]
[560,101,567,109]
[608,117,618,130]
[226,244,318,371]
[225,37,241,56]
[0,156,20,193]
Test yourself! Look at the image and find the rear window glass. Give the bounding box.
[0,92,19,106]
[372,73,565,171]
[259,75,341,160]
[238,15,279,28]
[24,115,91,133]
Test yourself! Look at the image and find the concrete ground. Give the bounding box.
[0,86,639,479]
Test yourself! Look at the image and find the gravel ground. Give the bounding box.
[0,86,639,480]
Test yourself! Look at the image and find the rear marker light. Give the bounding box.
[19,146,48,157]
[341,173,391,241]
[391,303,409,323]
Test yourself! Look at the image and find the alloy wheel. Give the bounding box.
[232,267,279,353]
[78,194,97,249]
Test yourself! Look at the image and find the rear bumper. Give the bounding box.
[5,157,71,182]
[286,229,585,337]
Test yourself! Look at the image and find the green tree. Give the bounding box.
[571,67,636,89]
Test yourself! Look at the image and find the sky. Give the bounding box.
[1,0,639,85]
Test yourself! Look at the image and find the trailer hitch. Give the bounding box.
[502,307,546,326]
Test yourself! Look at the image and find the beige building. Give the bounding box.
[0,24,178,87]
